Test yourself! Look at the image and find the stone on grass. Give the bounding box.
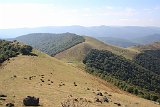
[23,96,39,106]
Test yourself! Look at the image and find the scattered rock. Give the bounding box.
[29,77,32,80]
[102,96,109,102]
[40,79,44,82]
[114,102,121,106]
[88,100,92,103]
[108,94,112,96]
[74,82,77,86]
[104,92,108,94]
[6,103,14,107]
[74,98,78,102]
[69,95,73,97]
[0,94,7,97]
[94,97,102,103]
[97,92,103,96]
[23,96,39,106]
[87,88,90,90]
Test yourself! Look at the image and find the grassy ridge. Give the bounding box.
[55,36,137,62]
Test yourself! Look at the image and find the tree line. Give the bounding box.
[0,40,33,63]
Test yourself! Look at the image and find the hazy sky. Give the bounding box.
[0,0,160,29]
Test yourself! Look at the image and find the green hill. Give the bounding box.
[14,33,85,56]
[83,49,160,102]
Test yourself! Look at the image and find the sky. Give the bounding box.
[0,0,160,29]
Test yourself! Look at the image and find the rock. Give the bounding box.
[108,94,112,96]
[114,102,121,106]
[104,92,108,94]
[23,96,39,106]
[102,96,109,102]
[97,92,103,96]
[40,79,44,82]
[0,94,7,97]
[74,82,77,86]
[6,103,14,107]
[94,97,102,103]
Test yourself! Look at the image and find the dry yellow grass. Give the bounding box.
[55,36,138,63]
[0,51,159,107]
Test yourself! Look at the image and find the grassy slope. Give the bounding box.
[54,36,138,63]
[0,50,159,107]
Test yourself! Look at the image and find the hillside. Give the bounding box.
[54,36,138,62]
[130,42,160,76]
[14,33,85,56]
[0,50,159,107]
[83,49,160,102]
[97,37,138,48]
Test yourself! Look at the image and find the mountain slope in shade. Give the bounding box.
[0,50,159,107]
[54,36,138,62]
[97,37,139,48]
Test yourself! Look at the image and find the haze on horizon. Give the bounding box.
[0,0,160,29]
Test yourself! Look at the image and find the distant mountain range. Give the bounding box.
[1,26,160,39]
[133,34,160,44]
[97,34,160,47]
[97,37,139,48]
[1,26,160,48]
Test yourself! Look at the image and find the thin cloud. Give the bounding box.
[0,3,160,28]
